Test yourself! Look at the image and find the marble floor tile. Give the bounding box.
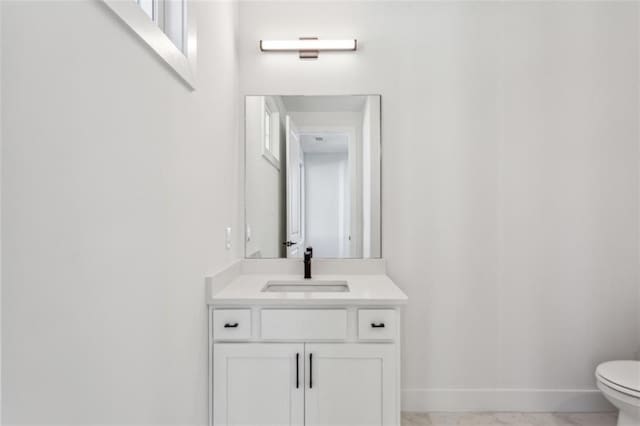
[401,412,618,426]
[555,412,618,426]
[402,412,433,426]
[427,412,503,425]
[493,412,574,425]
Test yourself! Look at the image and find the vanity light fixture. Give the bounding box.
[259,37,357,59]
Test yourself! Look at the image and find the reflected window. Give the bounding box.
[264,107,272,152]
[262,98,280,169]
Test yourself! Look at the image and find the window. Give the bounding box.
[103,0,196,89]
[262,98,280,170]
[135,0,186,52]
[138,0,154,20]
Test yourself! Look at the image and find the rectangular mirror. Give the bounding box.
[245,95,381,259]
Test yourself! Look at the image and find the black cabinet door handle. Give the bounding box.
[223,323,239,328]
[371,322,385,328]
[296,353,299,389]
[309,353,313,389]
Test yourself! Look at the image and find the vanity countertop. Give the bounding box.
[208,273,408,307]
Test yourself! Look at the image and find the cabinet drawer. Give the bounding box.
[213,309,251,341]
[261,309,347,340]
[358,309,396,341]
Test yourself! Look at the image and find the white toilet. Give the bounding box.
[596,361,640,426]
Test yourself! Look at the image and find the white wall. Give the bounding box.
[2,1,239,424]
[239,1,640,411]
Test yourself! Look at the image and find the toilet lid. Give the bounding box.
[596,361,640,395]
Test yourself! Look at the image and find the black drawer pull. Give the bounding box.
[296,353,300,389]
[223,323,239,328]
[371,322,385,328]
[309,353,313,389]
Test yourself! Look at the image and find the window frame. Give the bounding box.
[102,0,196,90]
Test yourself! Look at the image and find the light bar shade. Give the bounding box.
[260,39,357,52]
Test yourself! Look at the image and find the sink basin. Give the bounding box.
[262,280,349,293]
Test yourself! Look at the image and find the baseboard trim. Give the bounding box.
[402,388,614,413]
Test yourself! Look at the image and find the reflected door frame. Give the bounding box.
[285,116,305,258]
[296,124,360,258]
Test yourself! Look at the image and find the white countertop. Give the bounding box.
[209,273,408,306]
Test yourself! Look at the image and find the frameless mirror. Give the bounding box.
[245,95,381,259]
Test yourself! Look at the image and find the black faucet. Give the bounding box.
[304,247,313,279]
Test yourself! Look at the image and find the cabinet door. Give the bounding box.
[304,344,397,426]
[213,343,304,426]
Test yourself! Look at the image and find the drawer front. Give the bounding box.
[358,309,397,341]
[261,309,347,340]
[213,309,252,341]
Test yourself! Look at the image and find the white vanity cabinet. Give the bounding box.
[213,343,304,426]
[304,343,397,426]
[210,307,401,426]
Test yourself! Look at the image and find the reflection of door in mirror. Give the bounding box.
[245,95,381,259]
[303,132,351,258]
[286,116,304,258]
